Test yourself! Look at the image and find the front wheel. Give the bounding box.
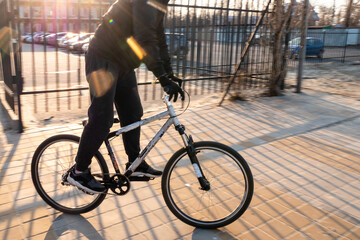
[31,134,109,214]
[162,141,253,228]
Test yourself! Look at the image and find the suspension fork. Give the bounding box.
[176,125,210,191]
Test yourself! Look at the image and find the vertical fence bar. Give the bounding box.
[195,19,202,96]
[218,1,224,91]
[228,9,235,77]
[181,0,190,92]
[176,2,181,75]
[29,0,37,113]
[208,14,215,93]
[200,14,206,95]
[243,7,249,89]
[42,0,48,112]
[321,30,326,62]
[14,0,24,132]
[16,1,23,129]
[188,6,196,96]
[213,8,219,93]
[66,0,71,109]
[77,0,81,109]
[55,0,60,111]
[205,5,212,93]
[235,7,241,93]
[342,32,348,63]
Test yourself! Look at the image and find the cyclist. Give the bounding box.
[67,0,184,194]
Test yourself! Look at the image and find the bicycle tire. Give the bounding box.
[162,141,253,229]
[31,134,109,214]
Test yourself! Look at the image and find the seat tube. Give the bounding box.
[104,139,121,174]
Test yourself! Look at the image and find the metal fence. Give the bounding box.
[2,0,360,132]
[1,0,273,130]
[288,29,360,65]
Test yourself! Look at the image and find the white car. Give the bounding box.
[81,43,89,53]
[57,33,77,48]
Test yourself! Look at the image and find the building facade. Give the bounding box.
[17,0,112,34]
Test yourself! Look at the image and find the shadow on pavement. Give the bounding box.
[0,98,21,188]
[44,214,104,240]
[192,228,234,239]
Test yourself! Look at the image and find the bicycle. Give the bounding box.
[31,94,254,229]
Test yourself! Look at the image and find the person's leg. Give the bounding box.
[68,49,121,193]
[114,70,143,162]
[76,50,120,171]
[114,70,162,177]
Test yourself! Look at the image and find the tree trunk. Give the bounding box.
[268,0,295,96]
[345,0,353,27]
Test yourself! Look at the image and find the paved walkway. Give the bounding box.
[0,89,359,239]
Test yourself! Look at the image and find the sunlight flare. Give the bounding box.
[147,0,167,13]
[126,36,147,60]
[87,69,115,97]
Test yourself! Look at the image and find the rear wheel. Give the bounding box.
[31,134,109,214]
[162,141,253,228]
[317,50,324,59]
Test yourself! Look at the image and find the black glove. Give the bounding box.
[168,73,183,88]
[159,74,184,102]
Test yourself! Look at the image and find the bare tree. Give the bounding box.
[317,6,334,26]
[344,0,353,27]
[268,0,295,96]
[348,0,360,26]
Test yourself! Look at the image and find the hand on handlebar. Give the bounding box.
[159,74,185,102]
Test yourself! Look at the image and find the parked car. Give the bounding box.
[62,33,92,49]
[69,34,94,52]
[21,33,33,42]
[165,33,188,58]
[289,37,324,59]
[82,43,89,53]
[24,32,42,43]
[57,32,77,48]
[32,32,50,44]
[45,32,67,46]
[81,33,187,55]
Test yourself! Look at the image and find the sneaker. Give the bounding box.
[126,161,162,178]
[67,168,105,194]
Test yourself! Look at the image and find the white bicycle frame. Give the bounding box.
[103,95,190,178]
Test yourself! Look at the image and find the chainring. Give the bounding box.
[110,174,131,195]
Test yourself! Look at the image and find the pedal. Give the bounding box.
[61,165,75,186]
[129,176,154,182]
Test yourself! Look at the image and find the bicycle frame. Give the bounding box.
[103,95,209,189]
[104,96,188,178]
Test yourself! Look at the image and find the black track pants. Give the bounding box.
[75,49,143,171]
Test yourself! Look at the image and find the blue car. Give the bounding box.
[290,37,324,59]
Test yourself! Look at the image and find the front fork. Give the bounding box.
[176,125,210,191]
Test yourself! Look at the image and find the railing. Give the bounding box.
[4,0,359,133]
[13,0,273,118]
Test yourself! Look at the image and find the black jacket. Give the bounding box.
[90,0,172,77]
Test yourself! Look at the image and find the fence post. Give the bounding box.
[296,0,309,94]
[342,31,348,63]
[11,0,24,132]
[322,30,326,62]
